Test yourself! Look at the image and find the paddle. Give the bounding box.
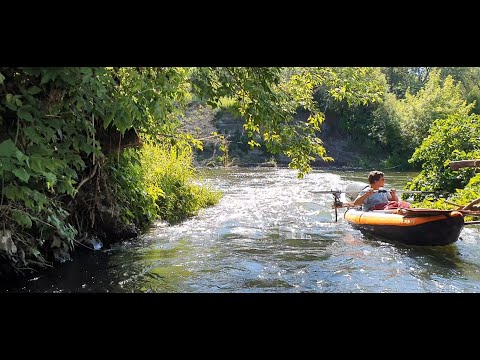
[310,189,439,195]
[323,182,428,201]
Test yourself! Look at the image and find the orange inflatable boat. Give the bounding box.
[344,208,464,246]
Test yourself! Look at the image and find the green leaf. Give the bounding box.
[80,67,93,76]
[12,210,33,228]
[24,127,43,144]
[57,179,75,195]
[15,149,29,164]
[40,71,52,85]
[13,168,30,183]
[30,155,45,173]
[48,215,61,228]
[0,72,5,85]
[0,139,18,157]
[103,112,114,128]
[32,190,48,210]
[4,185,19,201]
[31,248,41,258]
[25,199,35,210]
[28,86,42,95]
[26,144,53,156]
[45,172,57,187]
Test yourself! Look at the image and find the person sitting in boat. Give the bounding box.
[353,171,400,211]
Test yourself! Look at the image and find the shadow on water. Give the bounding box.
[0,239,196,293]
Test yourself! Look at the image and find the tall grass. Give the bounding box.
[217,96,237,110]
[109,140,222,227]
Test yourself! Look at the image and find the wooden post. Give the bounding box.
[449,160,480,170]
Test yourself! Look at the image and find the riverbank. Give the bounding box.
[183,103,395,169]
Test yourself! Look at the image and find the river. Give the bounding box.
[2,167,480,293]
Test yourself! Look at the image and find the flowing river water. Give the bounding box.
[3,168,480,293]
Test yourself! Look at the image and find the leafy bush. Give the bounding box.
[407,113,480,194]
[109,141,222,226]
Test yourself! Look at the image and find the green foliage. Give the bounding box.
[216,96,238,111]
[412,173,480,220]
[109,141,222,226]
[310,69,406,168]
[466,87,480,115]
[371,93,403,150]
[451,173,480,206]
[407,113,480,194]
[0,67,194,273]
[360,68,476,169]
[437,67,480,94]
[381,67,431,98]
[191,67,384,177]
[400,69,474,150]
[0,67,108,271]
[105,67,191,137]
[411,173,480,214]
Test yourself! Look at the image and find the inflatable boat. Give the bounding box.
[344,208,464,246]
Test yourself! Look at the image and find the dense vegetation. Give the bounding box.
[1,66,480,277]
[0,68,215,275]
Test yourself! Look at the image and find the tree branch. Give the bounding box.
[75,163,99,194]
[463,197,480,211]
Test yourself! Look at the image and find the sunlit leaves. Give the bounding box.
[108,140,221,225]
[44,172,57,189]
[400,69,474,150]
[407,113,480,195]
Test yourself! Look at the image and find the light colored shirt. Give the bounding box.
[358,191,393,211]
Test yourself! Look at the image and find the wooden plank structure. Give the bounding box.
[449,159,480,170]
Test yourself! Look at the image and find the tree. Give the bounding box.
[400,69,474,150]
[191,67,384,176]
[381,67,432,98]
[408,113,480,193]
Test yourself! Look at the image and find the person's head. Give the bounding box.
[368,170,385,185]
